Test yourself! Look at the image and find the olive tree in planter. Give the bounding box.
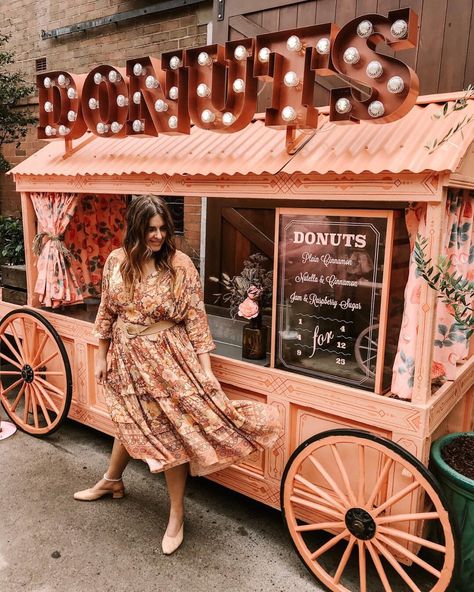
[0,215,26,304]
[415,236,474,591]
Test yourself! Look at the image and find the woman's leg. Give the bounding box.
[90,438,131,490]
[106,438,131,479]
[164,463,188,536]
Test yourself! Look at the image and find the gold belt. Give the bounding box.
[116,317,176,338]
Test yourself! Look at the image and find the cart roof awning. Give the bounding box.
[10,92,474,178]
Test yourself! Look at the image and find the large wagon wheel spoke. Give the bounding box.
[0,333,23,364]
[0,309,72,436]
[281,430,457,592]
[372,538,422,592]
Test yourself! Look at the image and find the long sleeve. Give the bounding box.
[174,256,215,355]
[93,253,118,340]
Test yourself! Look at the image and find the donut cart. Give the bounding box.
[1,10,474,592]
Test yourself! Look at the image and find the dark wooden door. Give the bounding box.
[204,198,276,306]
[213,0,474,99]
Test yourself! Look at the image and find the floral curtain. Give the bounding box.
[63,194,126,299]
[392,189,474,400]
[31,192,83,308]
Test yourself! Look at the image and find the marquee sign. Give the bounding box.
[37,9,419,141]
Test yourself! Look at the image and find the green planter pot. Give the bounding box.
[431,433,474,592]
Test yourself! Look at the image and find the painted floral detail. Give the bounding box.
[434,322,468,349]
[397,350,415,389]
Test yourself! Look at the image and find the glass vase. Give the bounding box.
[242,315,267,360]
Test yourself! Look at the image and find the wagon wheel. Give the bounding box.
[0,308,72,436]
[355,324,379,379]
[281,429,457,592]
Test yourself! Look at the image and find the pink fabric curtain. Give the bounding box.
[391,189,474,400]
[63,194,127,299]
[31,192,83,308]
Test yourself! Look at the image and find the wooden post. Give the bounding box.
[20,192,40,308]
[411,189,448,405]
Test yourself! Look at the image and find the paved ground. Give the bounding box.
[0,419,438,592]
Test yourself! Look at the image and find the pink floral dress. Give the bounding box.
[93,248,282,476]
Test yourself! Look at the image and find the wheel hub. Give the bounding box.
[21,364,34,383]
[345,508,376,540]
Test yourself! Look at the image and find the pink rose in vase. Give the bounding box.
[237,284,263,319]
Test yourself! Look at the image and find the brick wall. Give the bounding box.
[0,0,212,216]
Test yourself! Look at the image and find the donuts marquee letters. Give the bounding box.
[37,9,419,141]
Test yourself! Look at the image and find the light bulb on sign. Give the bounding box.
[169,56,181,70]
[197,52,212,67]
[284,71,300,88]
[44,101,53,113]
[133,92,141,105]
[368,101,385,118]
[45,125,56,136]
[169,86,179,100]
[316,38,330,55]
[43,77,52,88]
[196,83,211,98]
[357,20,373,38]
[93,73,104,85]
[58,125,70,136]
[145,76,159,89]
[258,47,270,63]
[132,120,144,133]
[232,78,245,93]
[222,112,236,127]
[67,87,77,100]
[335,98,352,114]
[57,74,70,87]
[168,115,178,129]
[366,61,383,79]
[108,70,122,83]
[88,98,99,110]
[67,110,77,122]
[391,19,408,39]
[201,109,215,124]
[286,35,302,52]
[281,106,297,122]
[387,76,405,94]
[154,99,168,112]
[234,45,248,61]
[111,122,122,134]
[96,122,109,134]
[343,47,360,65]
[133,63,144,76]
[116,94,129,107]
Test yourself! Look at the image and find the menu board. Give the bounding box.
[275,210,390,391]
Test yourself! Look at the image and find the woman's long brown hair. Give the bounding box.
[120,195,177,295]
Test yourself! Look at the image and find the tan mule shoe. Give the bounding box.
[74,473,125,501]
[162,524,184,555]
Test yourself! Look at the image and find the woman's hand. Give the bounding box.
[95,356,108,384]
[197,352,220,389]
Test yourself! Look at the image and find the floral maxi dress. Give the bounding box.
[93,248,282,476]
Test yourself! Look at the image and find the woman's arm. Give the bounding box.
[98,337,111,360]
[95,337,111,384]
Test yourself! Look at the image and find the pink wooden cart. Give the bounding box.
[1,93,474,592]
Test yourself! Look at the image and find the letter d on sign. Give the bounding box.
[294,231,304,244]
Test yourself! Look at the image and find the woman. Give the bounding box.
[74,195,282,555]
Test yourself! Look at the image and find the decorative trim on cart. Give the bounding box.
[14,172,441,201]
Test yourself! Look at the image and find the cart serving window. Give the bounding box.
[1,11,474,591]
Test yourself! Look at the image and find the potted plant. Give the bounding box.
[209,253,273,360]
[0,215,27,304]
[416,236,474,590]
